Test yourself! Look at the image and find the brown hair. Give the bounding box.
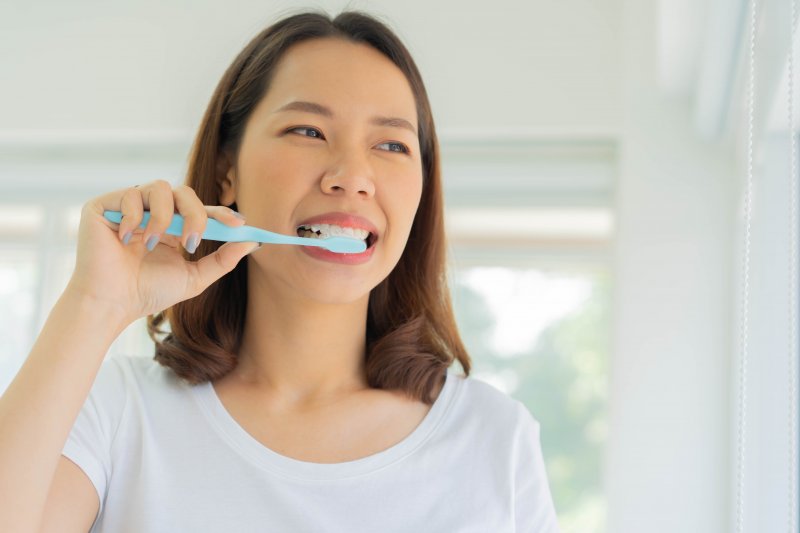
[147,10,471,404]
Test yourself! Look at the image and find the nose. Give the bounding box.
[320,149,376,198]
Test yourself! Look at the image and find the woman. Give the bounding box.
[0,10,560,533]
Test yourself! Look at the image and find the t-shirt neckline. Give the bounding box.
[191,368,460,481]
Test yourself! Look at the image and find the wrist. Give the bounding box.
[62,281,134,334]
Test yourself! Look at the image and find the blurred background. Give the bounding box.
[0,0,797,531]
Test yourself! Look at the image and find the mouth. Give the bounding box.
[296,224,378,249]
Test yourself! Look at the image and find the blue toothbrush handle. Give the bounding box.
[101,210,367,254]
[103,210,240,241]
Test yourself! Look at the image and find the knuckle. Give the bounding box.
[123,187,140,203]
[215,251,227,270]
[127,189,140,201]
[177,184,196,196]
[82,202,99,222]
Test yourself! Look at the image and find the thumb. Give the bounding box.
[187,241,260,296]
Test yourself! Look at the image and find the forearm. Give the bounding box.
[0,287,130,531]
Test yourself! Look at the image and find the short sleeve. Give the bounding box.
[512,402,561,533]
[61,354,128,517]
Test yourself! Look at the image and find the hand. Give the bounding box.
[66,180,258,325]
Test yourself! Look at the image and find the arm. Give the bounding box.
[0,286,130,533]
[0,181,257,532]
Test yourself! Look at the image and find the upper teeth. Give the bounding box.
[299,224,370,240]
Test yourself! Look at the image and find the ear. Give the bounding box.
[216,152,237,207]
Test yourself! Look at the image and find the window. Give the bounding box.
[442,138,614,531]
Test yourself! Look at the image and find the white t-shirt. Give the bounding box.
[62,353,560,533]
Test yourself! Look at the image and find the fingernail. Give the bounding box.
[186,232,200,254]
[231,211,246,220]
[248,243,262,254]
[146,234,160,252]
[122,231,132,245]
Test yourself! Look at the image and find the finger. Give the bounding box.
[185,241,260,297]
[173,185,207,254]
[186,205,249,254]
[85,184,140,228]
[141,180,175,252]
[206,205,248,227]
[118,186,144,245]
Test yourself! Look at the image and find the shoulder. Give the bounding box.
[447,370,540,437]
[91,353,188,403]
[81,353,199,439]
[63,354,177,461]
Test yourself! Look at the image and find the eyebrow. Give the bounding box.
[274,100,418,135]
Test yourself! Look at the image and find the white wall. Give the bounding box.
[0,0,620,138]
[608,0,733,531]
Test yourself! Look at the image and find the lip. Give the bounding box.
[300,242,376,265]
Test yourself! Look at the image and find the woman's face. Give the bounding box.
[219,37,424,304]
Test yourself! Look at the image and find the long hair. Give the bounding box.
[147,10,471,405]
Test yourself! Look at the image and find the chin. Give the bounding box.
[253,247,395,304]
[296,281,374,306]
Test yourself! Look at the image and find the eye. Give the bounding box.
[376,141,410,154]
[287,126,325,139]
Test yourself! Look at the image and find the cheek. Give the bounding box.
[237,144,317,215]
[248,144,316,185]
[384,175,423,238]
[400,176,424,223]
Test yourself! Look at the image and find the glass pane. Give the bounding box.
[0,250,38,394]
[451,264,610,533]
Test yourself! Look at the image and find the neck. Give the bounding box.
[229,265,371,408]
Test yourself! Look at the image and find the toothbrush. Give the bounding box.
[102,210,367,254]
